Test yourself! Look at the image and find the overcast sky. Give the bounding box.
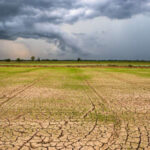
[0,0,150,60]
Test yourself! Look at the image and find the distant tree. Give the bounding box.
[42,59,49,61]
[52,59,58,61]
[77,57,81,61]
[5,58,11,62]
[16,58,21,62]
[37,57,41,61]
[31,56,35,61]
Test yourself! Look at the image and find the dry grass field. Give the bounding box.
[0,66,150,149]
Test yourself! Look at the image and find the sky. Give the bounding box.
[0,0,150,60]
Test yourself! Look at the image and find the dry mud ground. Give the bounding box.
[0,67,150,150]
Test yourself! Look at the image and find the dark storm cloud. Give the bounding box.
[83,0,150,19]
[0,0,20,21]
[0,0,150,55]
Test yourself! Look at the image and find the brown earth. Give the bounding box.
[0,69,150,150]
[0,65,150,68]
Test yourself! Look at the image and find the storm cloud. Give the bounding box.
[0,0,150,59]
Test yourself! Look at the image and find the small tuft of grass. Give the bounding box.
[87,113,117,123]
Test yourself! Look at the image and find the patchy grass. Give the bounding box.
[0,65,150,149]
[87,113,117,123]
[103,68,150,78]
[0,66,149,122]
[0,60,150,66]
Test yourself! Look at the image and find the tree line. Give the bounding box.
[2,57,82,62]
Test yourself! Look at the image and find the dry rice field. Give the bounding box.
[0,67,150,150]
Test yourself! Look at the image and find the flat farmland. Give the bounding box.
[0,66,150,150]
